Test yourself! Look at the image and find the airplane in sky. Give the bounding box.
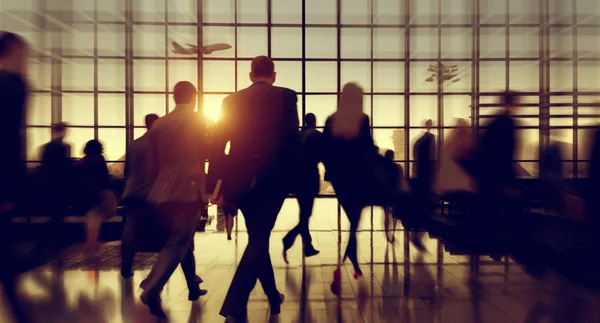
[172,42,232,55]
[425,63,461,83]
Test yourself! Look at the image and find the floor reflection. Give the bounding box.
[2,231,600,322]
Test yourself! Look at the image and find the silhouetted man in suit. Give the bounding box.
[207,56,300,322]
[411,119,435,250]
[283,113,322,262]
[140,82,208,318]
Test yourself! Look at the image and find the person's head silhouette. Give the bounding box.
[145,114,159,130]
[425,119,433,132]
[173,81,197,108]
[51,122,68,140]
[250,56,276,85]
[501,90,520,113]
[83,140,103,156]
[304,113,317,129]
[0,32,28,75]
[384,150,395,161]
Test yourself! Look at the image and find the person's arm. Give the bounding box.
[281,90,300,157]
[205,97,232,196]
[360,115,378,154]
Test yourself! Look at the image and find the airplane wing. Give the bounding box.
[186,43,199,50]
[172,42,186,53]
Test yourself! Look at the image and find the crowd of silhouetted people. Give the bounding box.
[3,30,600,323]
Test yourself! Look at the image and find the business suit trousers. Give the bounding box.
[143,202,202,295]
[220,181,288,320]
[284,184,318,250]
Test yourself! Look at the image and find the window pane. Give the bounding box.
[341,62,371,92]
[480,28,506,59]
[63,23,94,56]
[410,28,438,59]
[167,0,197,22]
[550,129,574,159]
[509,0,540,24]
[203,61,235,92]
[549,27,573,58]
[373,96,404,126]
[98,24,126,56]
[410,0,439,25]
[374,0,404,25]
[133,25,166,57]
[28,93,51,126]
[578,27,600,59]
[98,95,126,126]
[441,0,472,24]
[168,60,198,92]
[134,60,166,91]
[98,59,126,92]
[442,63,471,93]
[63,59,94,91]
[387,129,407,159]
[134,94,167,126]
[441,28,472,59]
[203,94,228,123]
[578,62,600,92]
[133,0,165,22]
[98,128,126,161]
[306,0,336,24]
[97,0,126,22]
[516,129,539,161]
[341,28,370,59]
[272,0,302,23]
[63,94,95,126]
[549,61,573,92]
[409,95,437,126]
[509,28,539,58]
[167,25,197,58]
[576,0,600,24]
[341,0,370,25]
[374,62,404,93]
[410,62,438,93]
[306,28,337,58]
[238,0,267,23]
[443,95,471,125]
[237,60,252,90]
[203,0,234,23]
[29,59,52,91]
[510,61,539,92]
[305,95,337,126]
[238,27,268,58]
[272,28,302,58]
[480,0,507,24]
[27,128,50,161]
[480,61,505,92]
[66,128,95,159]
[203,26,235,58]
[275,61,302,92]
[549,0,573,23]
[374,28,404,59]
[306,62,337,92]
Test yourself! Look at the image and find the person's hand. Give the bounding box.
[0,202,15,216]
[210,194,225,207]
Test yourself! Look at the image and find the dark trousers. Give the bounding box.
[143,201,202,295]
[284,181,318,250]
[220,179,288,320]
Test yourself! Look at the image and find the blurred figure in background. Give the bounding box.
[219,205,238,241]
[434,118,477,206]
[75,140,117,252]
[283,112,323,262]
[411,119,436,250]
[120,113,159,278]
[539,131,566,215]
[0,31,31,323]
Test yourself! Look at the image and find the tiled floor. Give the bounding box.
[2,229,600,323]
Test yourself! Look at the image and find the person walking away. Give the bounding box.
[206,56,300,322]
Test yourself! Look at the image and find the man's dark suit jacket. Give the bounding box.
[205,81,300,204]
[477,111,516,193]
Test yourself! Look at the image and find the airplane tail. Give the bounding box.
[172,42,185,52]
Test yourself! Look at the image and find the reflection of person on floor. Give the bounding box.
[283,113,323,262]
[0,31,31,323]
[219,205,238,240]
[120,114,159,278]
[140,81,209,318]
[411,119,435,251]
[206,56,299,322]
[75,140,117,252]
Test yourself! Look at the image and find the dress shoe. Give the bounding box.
[140,292,166,319]
[188,284,208,301]
[120,268,133,279]
[224,315,245,323]
[304,247,320,258]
